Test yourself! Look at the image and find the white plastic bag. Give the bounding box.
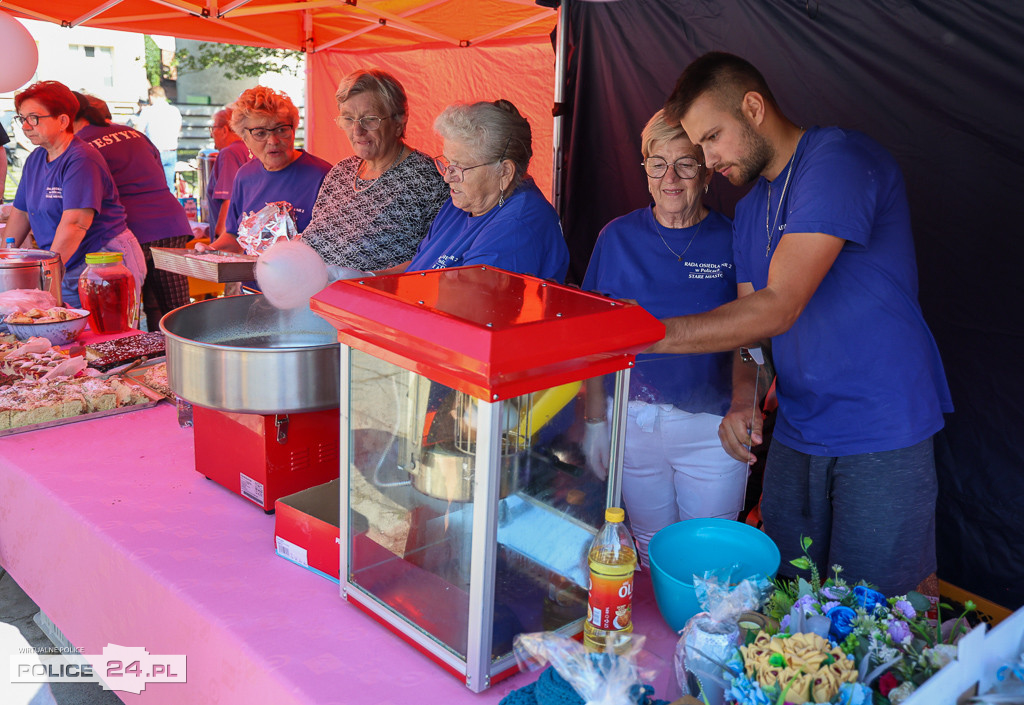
[513,632,654,705]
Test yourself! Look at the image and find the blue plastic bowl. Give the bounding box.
[648,518,781,632]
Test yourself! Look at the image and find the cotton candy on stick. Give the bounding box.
[255,239,329,310]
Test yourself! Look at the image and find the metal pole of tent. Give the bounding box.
[551,0,569,214]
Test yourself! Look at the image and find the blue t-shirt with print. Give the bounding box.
[584,207,736,415]
[407,178,568,281]
[77,123,191,244]
[733,126,952,456]
[226,150,332,234]
[13,137,128,272]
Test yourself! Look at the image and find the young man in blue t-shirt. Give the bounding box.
[652,52,953,597]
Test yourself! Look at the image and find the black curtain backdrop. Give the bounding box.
[560,0,1024,608]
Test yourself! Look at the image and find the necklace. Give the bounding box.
[656,212,705,262]
[352,145,405,193]
[765,157,795,257]
[764,129,805,257]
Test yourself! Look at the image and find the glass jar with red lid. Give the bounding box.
[77,252,138,334]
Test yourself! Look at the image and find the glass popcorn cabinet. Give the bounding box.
[311,266,663,692]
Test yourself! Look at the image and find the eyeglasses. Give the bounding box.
[243,124,294,142]
[335,114,395,131]
[642,157,703,179]
[433,156,495,182]
[14,114,55,127]
[210,124,227,133]
[434,137,512,182]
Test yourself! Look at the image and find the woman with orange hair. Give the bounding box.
[201,86,331,254]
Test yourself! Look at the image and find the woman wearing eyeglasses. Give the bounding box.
[300,69,448,270]
[395,99,566,279]
[580,109,754,568]
[5,81,146,308]
[201,86,331,254]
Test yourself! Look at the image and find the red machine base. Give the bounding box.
[193,406,340,511]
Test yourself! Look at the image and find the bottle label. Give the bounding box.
[587,569,633,631]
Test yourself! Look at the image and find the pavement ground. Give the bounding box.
[1,566,123,705]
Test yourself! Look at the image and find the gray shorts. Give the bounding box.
[760,437,937,596]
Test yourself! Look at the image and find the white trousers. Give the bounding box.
[619,401,749,567]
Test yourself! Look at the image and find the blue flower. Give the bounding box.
[827,605,857,643]
[723,673,773,705]
[793,593,820,614]
[893,599,916,620]
[853,586,887,613]
[887,619,912,644]
[835,681,873,705]
[822,585,850,601]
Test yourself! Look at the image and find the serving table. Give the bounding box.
[0,402,680,703]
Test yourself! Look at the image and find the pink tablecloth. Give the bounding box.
[0,403,680,703]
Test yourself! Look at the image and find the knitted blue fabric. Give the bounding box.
[498,667,669,705]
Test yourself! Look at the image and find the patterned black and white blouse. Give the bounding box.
[300,149,449,269]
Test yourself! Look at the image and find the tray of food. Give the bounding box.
[151,247,257,283]
[122,359,172,399]
[0,375,164,436]
[1,336,166,435]
[85,331,167,372]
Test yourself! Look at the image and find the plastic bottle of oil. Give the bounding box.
[584,506,637,652]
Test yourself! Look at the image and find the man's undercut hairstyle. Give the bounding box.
[665,52,778,124]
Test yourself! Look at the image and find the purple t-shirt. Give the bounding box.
[734,126,952,455]
[225,151,331,235]
[13,137,128,272]
[583,207,736,415]
[77,124,191,244]
[206,140,252,228]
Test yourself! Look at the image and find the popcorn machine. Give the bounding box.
[311,266,663,692]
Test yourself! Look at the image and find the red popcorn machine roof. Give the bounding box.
[311,265,665,401]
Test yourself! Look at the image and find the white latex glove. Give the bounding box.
[326,264,374,283]
[582,419,610,480]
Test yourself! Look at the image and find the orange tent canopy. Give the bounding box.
[2,0,556,54]
[4,0,559,195]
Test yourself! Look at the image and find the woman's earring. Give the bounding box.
[498,191,505,208]
[704,184,709,194]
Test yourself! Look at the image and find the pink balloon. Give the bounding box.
[0,11,39,93]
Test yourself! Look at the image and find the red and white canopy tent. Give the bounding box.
[1,0,562,196]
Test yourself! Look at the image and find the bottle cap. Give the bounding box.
[605,507,625,523]
[85,252,124,264]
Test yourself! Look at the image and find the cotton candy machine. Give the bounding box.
[161,294,341,510]
[311,266,664,692]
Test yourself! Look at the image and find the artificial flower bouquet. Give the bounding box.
[721,537,975,705]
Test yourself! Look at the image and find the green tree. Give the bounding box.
[143,35,163,87]
[174,43,302,80]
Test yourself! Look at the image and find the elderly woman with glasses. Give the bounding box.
[580,109,756,568]
[326,99,567,281]
[300,69,448,270]
[5,81,146,307]
[201,86,331,254]
[401,99,567,279]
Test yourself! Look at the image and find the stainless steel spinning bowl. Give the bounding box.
[161,294,340,414]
